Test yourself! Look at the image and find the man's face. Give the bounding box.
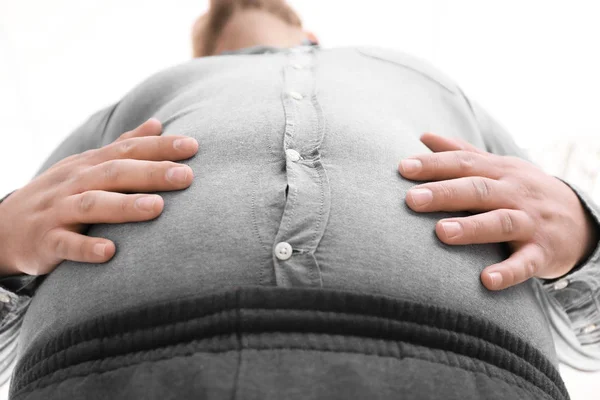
[191,0,307,58]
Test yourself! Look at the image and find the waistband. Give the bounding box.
[11,286,568,399]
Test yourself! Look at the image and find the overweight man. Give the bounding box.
[0,1,599,399]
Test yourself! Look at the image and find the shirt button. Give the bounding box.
[289,91,303,101]
[553,279,569,290]
[582,324,597,334]
[0,293,10,303]
[274,242,293,261]
[285,149,301,162]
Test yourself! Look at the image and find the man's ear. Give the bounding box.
[304,31,319,45]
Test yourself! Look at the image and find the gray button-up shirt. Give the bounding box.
[1,45,600,383]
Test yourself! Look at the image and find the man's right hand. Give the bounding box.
[0,119,198,277]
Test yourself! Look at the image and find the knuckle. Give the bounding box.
[152,137,163,154]
[502,181,521,208]
[56,153,80,167]
[145,164,159,182]
[61,150,94,171]
[471,177,492,201]
[511,174,543,201]
[78,192,96,213]
[427,155,442,172]
[118,130,131,140]
[456,151,476,172]
[499,211,516,235]
[66,164,87,181]
[437,182,457,201]
[103,160,121,182]
[115,141,136,158]
[63,166,87,193]
[515,181,533,199]
[467,218,485,237]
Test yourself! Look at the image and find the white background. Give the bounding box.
[0,0,599,398]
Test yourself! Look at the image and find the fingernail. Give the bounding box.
[135,196,157,211]
[94,243,106,257]
[409,188,433,206]
[400,159,422,174]
[173,138,198,151]
[167,166,190,183]
[488,272,503,288]
[441,221,463,239]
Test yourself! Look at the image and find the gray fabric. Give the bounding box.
[13,45,600,372]
[12,341,557,400]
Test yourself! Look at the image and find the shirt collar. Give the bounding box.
[219,40,318,56]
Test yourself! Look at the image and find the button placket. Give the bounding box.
[271,47,331,288]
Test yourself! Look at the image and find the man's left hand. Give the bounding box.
[399,133,599,291]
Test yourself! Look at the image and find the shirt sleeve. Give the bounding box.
[0,102,119,382]
[467,98,600,371]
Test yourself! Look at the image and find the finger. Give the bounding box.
[58,191,165,224]
[480,243,545,290]
[69,160,194,194]
[48,229,116,264]
[435,209,535,245]
[406,177,513,212]
[51,119,164,170]
[115,118,162,143]
[399,151,501,182]
[420,132,486,154]
[89,135,199,164]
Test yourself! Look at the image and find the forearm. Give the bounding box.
[0,192,20,277]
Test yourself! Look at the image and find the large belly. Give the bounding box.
[19,89,556,365]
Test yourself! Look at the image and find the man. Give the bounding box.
[0,0,598,398]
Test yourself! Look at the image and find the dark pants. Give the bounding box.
[11,287,569,400]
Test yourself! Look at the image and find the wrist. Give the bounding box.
[0,191,20,276]
[581,204,600,264]
[556,178,600,272]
